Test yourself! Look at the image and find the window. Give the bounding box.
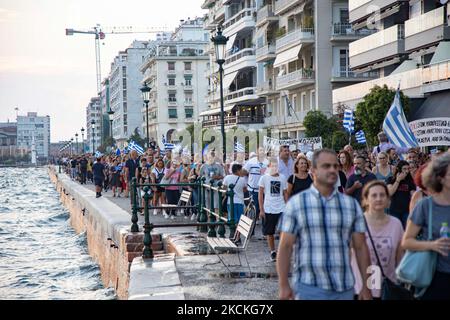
[168,78,176,86]
[168,62,175,70]
[185,93,193,103]
[169,93,177,102]
[168,109,178,118]
[340,49,349,73]
[122,79,127,90]
[122,66,127,77]
[123,102,127,113]
[185,78,192,86]
[185,108,194,118]
[292,95,299,112]
[310,90,316,110]
[123,114,127,125]
[184,62,192,71]
[301,93,307,111]
[340,8,349,24]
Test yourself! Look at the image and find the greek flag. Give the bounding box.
[164,143,175,151]
[355,130,366,144]
[234,141,245,153]
[115,148,121,156]
[129,140,144,155]
[94,151,103,158]
[202,144,209,157]
[383,89,418,149]
[343,109,354,133]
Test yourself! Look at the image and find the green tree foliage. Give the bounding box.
[303,110,339,149]
[355,85,409,147]
[98,136,116,153]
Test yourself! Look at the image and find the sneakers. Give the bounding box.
[170,215,175,220]
[270,251,277,262]
[190,214,197,221]
[153,209,158,216]
[184,215,188,219]
[163,213,169,219]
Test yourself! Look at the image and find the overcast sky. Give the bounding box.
[0,0,205,142]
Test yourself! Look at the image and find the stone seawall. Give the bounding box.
[48,167,162,299]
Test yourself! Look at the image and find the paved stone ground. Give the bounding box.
[80,181,288,300]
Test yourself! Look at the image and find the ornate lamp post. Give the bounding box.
[140,82,151,149]
[75,133,79,154]
[107,108,115,144]
[70,138,74,156]
[81,127,85,154]
[211,25,228,163]
[91,119,96,153]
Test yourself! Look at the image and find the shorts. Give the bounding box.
[94,178,104,187]
[262,213,282,236]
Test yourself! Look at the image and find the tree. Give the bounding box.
[98,136,116,153]
[128,127,146,147]
[355,85,409,147]
[303,110,339,149]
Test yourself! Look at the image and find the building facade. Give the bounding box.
[0,122,28,160]
[333,1,450,112]
[86,97,102,153]
[110,41,151,148]
[16,112,50,161]
[140,17,209,145]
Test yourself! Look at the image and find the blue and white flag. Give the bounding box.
[164,143,175,151]
[355,130,366,144]
[202,143,209,157]
[234,141,245,153]
[94,151,103,158]
[128,140,144,155]
[383,89,418,149]
[115,148,121,156]
[343,109,355,133]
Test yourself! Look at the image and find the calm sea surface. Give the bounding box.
[0,167,116,299]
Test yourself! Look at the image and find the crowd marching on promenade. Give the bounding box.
[57,132,450,301]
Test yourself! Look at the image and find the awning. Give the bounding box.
[273,44,302,68]
[409,91,450,121]
[430,42,450,65]
[222,71,239,90]
[287,2,306,16]
[225,33,237,54]
[200,105,236,117]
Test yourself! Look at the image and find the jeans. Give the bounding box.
[80,169,87,184]
[295,282,354,300]
[227,203,244,223]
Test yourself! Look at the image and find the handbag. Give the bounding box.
[363,216,413,300]
[395,197,438,298]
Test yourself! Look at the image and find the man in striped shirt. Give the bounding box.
[277,149,372,300]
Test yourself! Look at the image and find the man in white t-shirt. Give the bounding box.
[223,164,247,225]
[258,158,288,262]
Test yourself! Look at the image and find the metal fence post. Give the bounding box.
[130,177,139,232]
[199,177,207,232]
[217,181,225,238]
[228,183,236,238]
[207,180,217,237]
[142,186,153,259]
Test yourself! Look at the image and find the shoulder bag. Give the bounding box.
[395,197,438,298]
[363,216,414,300]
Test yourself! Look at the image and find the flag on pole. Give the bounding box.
[164,143,175,151]
[234,141,245,153]
[94,151,103,158]
[115,148,121,156]
[355,130,367,144]
[382,88,418,149]
[343,109,355,133]
[128,140,144,155]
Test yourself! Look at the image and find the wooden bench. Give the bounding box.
[161,189,192,216]
[207,215,255,273]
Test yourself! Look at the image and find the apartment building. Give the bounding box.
[16,112,51,161]
[109,41,150,148]
[332,0,450,143]
[86,97,102,153]
[140,17,209,144]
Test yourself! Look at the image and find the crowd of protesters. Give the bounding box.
[57,131,450,300]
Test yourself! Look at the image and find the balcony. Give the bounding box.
[168,100,177,107]
[274,0,302,16]
[183,85,193,91]
[225,87,259,104]
[256,79,277,96]
[224,48,256,74]
[167,69,176,75]
[276,69,315,91]
[349,24,405,70]
[276,28,314,53]
[256,44,276,62]
[349,0,408,24]
[184,100,194,106]
[256,5,278,27]
[202,115,265,128]
[184,69,193,76]
[331,23,377,41]
[405,6,450,53]
[223,8,255,37]
[265,111,308,127]
[331,66,379,82]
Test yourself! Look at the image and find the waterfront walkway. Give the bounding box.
[80,182,281,300]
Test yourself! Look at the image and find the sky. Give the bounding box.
[0,0,205,142]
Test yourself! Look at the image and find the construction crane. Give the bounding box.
[65,24,170,93]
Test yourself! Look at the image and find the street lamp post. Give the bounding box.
[107,108,115,145]
[91,120,96,153]
[70,138,74,156]
[81,127,85,154]
[75,133,79,154]
[212,25,228,163]
[140,82,151,149]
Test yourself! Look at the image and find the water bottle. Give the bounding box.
[440,222,449,256]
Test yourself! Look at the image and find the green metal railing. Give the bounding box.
[129,177,238,259]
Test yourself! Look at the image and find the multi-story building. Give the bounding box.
[332,1,450,128]
[16,112,50,161]
[255,0,378,139]
[86,97,102,153]
[110,41,151,148]
[140,17,209,144]
[0,122,28,160]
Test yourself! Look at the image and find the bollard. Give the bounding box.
[130,177,139,232]
[207,180,217,237]
[228,183,236,238]
[142,186,153,259]
[217,181,225,238]
[199,177,207,232]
